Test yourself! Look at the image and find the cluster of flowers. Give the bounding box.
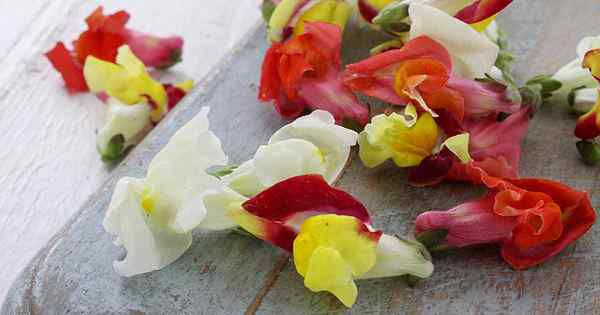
[100,0,597,308]
[546,36,600,164]
[45,7,193,162]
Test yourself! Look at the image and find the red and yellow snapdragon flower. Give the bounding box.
[45,6,183,93]
[226,175,434,307]
[259,22,369,125]
[574,49,600,140]
[415,164,596,270]
[358,0,513,33]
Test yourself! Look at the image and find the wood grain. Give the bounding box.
[0,0,261,304]
[3,1,600,314]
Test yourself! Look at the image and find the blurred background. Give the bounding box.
[0,0,260,303]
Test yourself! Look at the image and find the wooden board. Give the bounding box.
[3,1,600,314]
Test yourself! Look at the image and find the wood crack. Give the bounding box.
[245,254,290,315]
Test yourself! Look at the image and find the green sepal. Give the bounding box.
[370,39,404,55]
[576,140,600,165]
[206,164,239,179]
[372,2,410,36]
[100,134,128,163]
[261,0,277,22]
[415,229,448,251]
[518,84,543,116]
[525,74,563,96]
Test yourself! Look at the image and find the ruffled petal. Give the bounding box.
[409,3,499,79]
[103,177,192,276]
[145,107,228,222]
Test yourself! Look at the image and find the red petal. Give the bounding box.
[163,84,187,111]
[45,42,88,93]
[242,174,372,251]
[74,6,129,64]
[344,36,452,105]
[500,181,596,270]
[124,30,183,68]
[455,0,513,24]
[575,111,600,139]
[408,148,455,187]
[357,0,379,23]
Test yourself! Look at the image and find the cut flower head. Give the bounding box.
[45,6,184,93]
[222,110,358,196]
[574,49,600,140]
[552,35,600,99]
[344,34,517,123]
[84,45,168,122]
[227,174,434,307]
[415,164,596,270]
[259,21,369,126]
[266,0,352,42]
[103,107,229,276]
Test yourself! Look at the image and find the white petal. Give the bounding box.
[97,98,152,154]
[175,187,246,232]
[358,234,434,279]
[409,3,499,79]
[146,107,227,213]
[221,160,264,197]
[254,139,326,187]
[572,88,599,114]
[103,177,192,277]
[552,35,600,97]
[269,110,357,183]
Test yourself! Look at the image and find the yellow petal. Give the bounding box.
[176,80,195,92]
[268,0,302,41]
[293,214,379,307]
[359,112,438,168]
[441,133,471,163]
[293,0,350,37]
[470,14,497,33]
[83,56,121,93]
[303,246,358,307]
[583,48,600,80]
[83,45,167,122]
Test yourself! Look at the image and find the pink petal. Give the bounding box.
[299,69,370,125]
[415,193,516,248]
[124,29,183,69]
[446,77,520,119]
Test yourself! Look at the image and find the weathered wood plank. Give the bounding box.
[255,1,600,314]
[3,1,600,314]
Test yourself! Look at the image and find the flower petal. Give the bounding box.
[175,188,246,232]
[445,76,520,118]
[103,177,192,276]
[124,30,183,69]
[415,193,516,248]
[358,234,434,279]
[454,0,513,25]
[294,214,381,307]
[96,99,152,161]
[409,3,499,79]
[145,107,228,220]
[228,174,371,251]
[45,42,88,93]
[269,110,357,183]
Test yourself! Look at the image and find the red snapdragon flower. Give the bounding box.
[409,103,530,187]
[574,49,600,140]
[45,6,184,93]
[415,164,596,270]
[343,35,519,122]
[258,22,369,126]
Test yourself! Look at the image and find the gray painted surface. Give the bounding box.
[4,1,600,314]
